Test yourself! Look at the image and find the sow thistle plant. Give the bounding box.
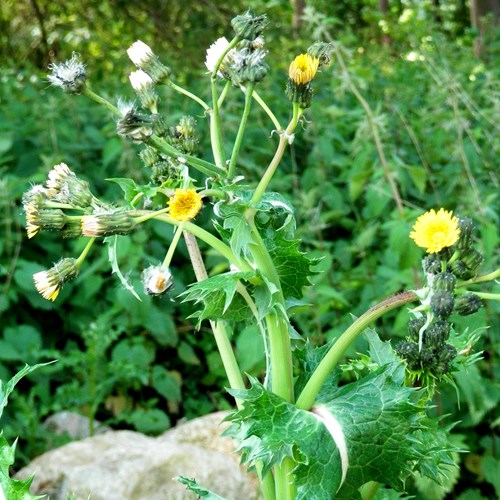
[15,10,500,500]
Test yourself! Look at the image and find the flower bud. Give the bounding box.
[457,216,474,252]
[433,272,456,293]
[448,259,470,279]
[422,253,441,275]
[48,53,86,94]
[435,344,457,374]
[139,146,160,168]
[230,48,269,85]
[307,42,333,67]
[61,219,83,239]
[461,248,484,272]
[430,290,454,319]
[141,265,174,295]
[25,207,66,238]
[425,319,451,348]
[286,79,314,109]
[231,11,268,41]
[46,162,94,208]
[407,315,427,342]
[454,293,483,316]
[33,258,79,301]
[81,212,136,237]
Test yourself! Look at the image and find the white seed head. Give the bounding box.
[129,69,153,91]
[127,40,154,66]
[205,37,233,74]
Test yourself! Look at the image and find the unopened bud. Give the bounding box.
[461,248,483,272]
[454,293,483,316]
[430,290,454,319]
[433,272,456,293]
[231,11,268,41]
[457,216,474,252]
[81,212,136,237]
[423,253,441,275]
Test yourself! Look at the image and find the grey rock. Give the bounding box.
[16,411,260,500]
[43,411,110,439]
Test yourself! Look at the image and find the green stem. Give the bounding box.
[182,231,245,403]
[296,291,418,410]
[83,88,120,116]
[154,215,252,273]
[218,81,232,108]
[210,36,241,169]
[472,292,500,300]
[250,88,282,131]
[251,103,302,205]
[228,83,255,180]
[166,80,210,111]
[457,268,500,287]
[75,238,95,267]
[147,135,225,177]
[162,222,185,268]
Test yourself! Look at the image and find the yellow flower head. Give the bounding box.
[168,189,202,221]
[33,258,79,301]
[289,54,319,85]
[410,208,460,254]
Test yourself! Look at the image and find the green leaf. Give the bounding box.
[106,178,159,205]
[226,364,459,500]
[181,272,255,326]
[482,456,500,498]
[263,228,318,300]
[0,362,55,419]
[152,365,181,402]
[127,408,170,434]
[176,476,227,499]
[0,364,52,499]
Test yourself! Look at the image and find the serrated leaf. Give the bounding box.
[263,228,318,300]
[226,364,459,500]
[365,328,398,366]
[176,476,227,499]
[1,362,55,419]
[106,235,142,301]
[181,272,255,326]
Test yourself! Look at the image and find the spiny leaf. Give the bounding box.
[262,227,318,300]
[226,363,459,500]
[181,272,255,326]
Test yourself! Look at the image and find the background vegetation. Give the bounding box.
[1,0,499,498]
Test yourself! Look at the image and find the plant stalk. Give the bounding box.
[296,291,418,410]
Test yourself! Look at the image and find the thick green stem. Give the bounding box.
[162,222,185,268]
[251,103,301,205]
[166,80,210,111]
[147,135,225,177]
[218,81,232,108]
[228,83,255,180]
[473,292,500,301]
[296,291,418,410]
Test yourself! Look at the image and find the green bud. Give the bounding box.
[461,248,484,272]
[457,216,474,252]
[433,272,456,293]
[430,290,454,319]
[81,212,136,237]
[140,146,160,168]
[231,11,268,40]
[34,208,67,231]
[408,315,427,342]
[307,41,333,67]
[435,344,457,374]
[448,259,471,279]
[425,320,450,348]
[423,253,441,275]
[454,293,483,316]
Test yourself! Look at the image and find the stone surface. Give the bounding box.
[43,411,110,439]
[16,411,260,500]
